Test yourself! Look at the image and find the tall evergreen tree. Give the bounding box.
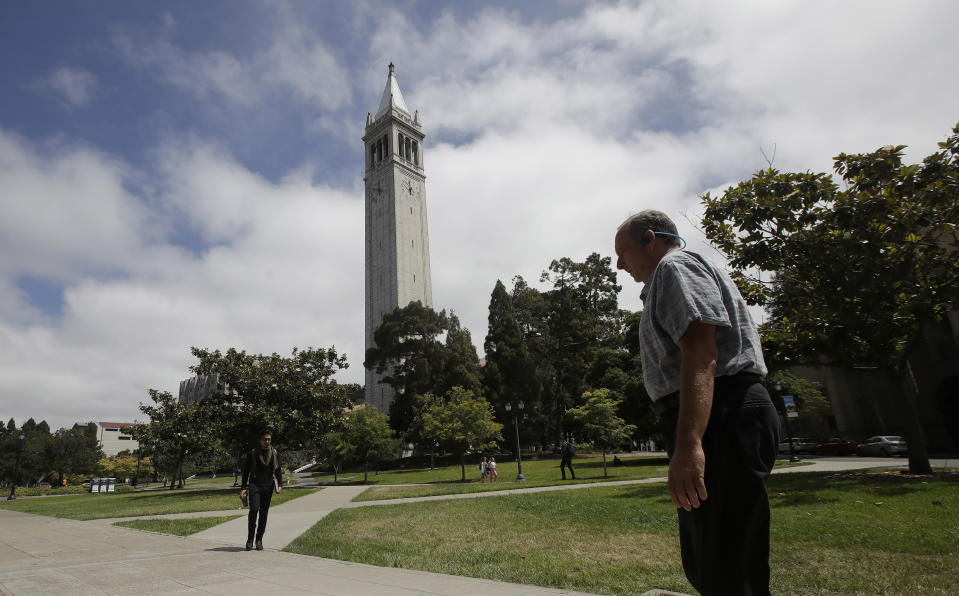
[483,280,540,444]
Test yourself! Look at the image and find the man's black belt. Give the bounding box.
[652,372,765,416]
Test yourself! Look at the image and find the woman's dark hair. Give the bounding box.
[259,429,273,438]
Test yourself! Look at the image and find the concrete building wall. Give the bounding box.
[97,422,138,457]
[793,316,959,452]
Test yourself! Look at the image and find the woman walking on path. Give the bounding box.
[489,457,498,482]
[479,457,488,483]
[240,430,283,551]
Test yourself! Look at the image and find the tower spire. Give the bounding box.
[376,62,409,118]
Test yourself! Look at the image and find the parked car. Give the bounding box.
[778,437,818,454]
[856,436,908,457]
[815,437,859,455]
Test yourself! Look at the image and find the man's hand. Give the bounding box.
[240,489,247,497]
[276,485,282,493]
[668,441,707,511]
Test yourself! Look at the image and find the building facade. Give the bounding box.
[96,421,138,457]
[363,64,434,412]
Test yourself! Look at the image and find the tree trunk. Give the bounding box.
[460,454,466,482]
[885,366,933,474]
[364,460,368,484]
[333,464,338,484]
[602,452,608,477]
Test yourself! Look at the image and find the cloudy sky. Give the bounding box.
[2,0,957,429]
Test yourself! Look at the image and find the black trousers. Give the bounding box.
[247,483,274,540]
[660,375,779,596]
[560,457,575,479]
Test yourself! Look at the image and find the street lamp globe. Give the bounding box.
[505,402,512,413]
[773,383,782,393]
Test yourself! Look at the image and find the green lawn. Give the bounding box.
[286,471,958,595]
[0,486,316,520]
[351,457,807,502]
[315,454,670,487]
[114,515,241,536]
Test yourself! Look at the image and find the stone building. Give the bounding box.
[363,64,434,412]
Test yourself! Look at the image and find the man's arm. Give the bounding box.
[273,452,283,490]
[669,320,718,511]
[240,452,251,491]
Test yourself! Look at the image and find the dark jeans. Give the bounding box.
[560,457,575,479]
[660,376,779,596]
[247,482,274,541]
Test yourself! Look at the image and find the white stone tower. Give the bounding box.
[364,64,433,412]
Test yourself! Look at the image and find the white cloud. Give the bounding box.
[0,131,363,429]
[43,67,97,107]
[112,9,351,112]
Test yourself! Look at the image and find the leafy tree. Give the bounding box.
[341,407,397,483]
[767,370,833,439]
[540,254,622,436]
[366,302,483,434]
[566,389,636,477]
[315,425,350,484]
[15,418,52,486]
[96,455,138,482]
[421,387,503,481]
[436,314,483,396]
[132,390,217,489]
[188,346,353,460]
[483,280,540,440]
[46,427,102,487]
[701,124,959,473]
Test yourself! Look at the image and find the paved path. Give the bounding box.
[190,486,369,549]
[0,509,598,596]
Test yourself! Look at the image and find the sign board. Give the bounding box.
[782,395,799,419]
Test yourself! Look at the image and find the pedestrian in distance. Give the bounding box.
[489,457,498,482]
[479,456,488,483]
[240,429,283,551]
[615,210,777,595]
[560,437,576,480]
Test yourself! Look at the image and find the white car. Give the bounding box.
[856,436,908,457]
[778,437,818,454]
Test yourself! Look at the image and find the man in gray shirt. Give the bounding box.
[615,210,778,595]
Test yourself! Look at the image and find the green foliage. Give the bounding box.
[340,407,397,482]
[96,455,140,482]
[483,280,539,430]
[421,387,503,481]
[565,389,637,476]
[45,427,103,485]
[701,125,959,371]
[701,124,959,473]
[365,302,482,433]
[768,371,833,438]
[132,390,217,487]
[189,346,353,453]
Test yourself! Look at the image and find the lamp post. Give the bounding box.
[775,382,801,463]
[505,401,526,481]
[7,433,26,501]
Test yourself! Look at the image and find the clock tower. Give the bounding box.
[363,64,433,413]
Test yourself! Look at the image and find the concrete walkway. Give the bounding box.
[0,509,596,595]
[190,486,369,549]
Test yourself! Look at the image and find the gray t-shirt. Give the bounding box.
[639,250,766,401]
